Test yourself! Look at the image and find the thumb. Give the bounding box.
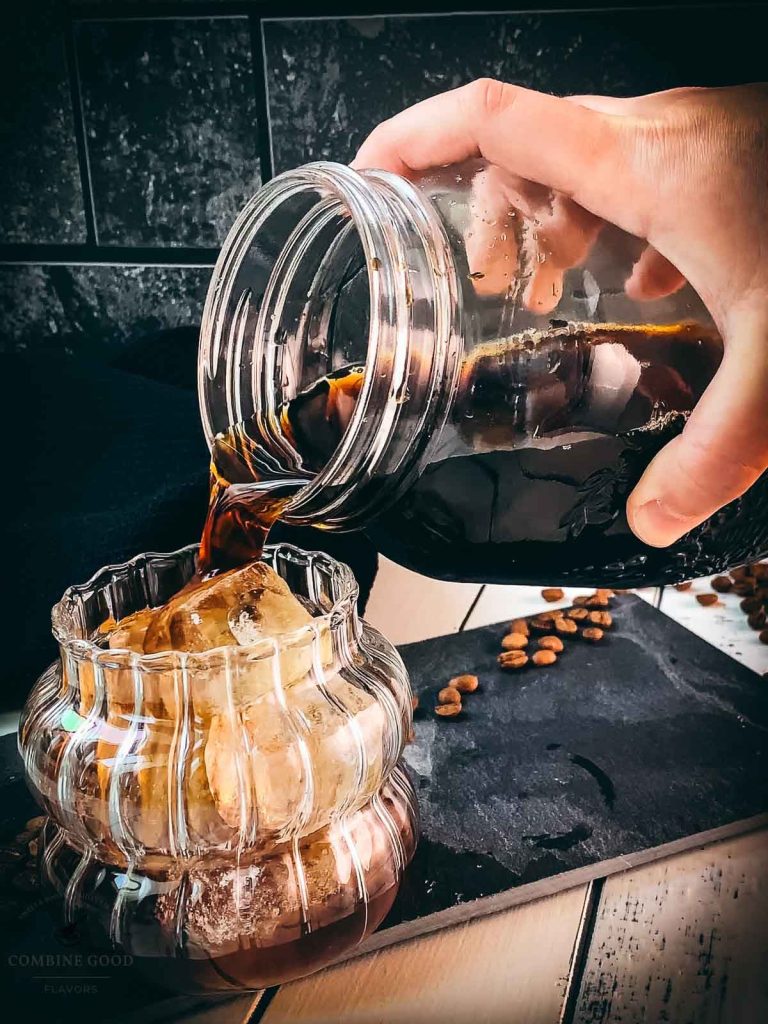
[627,307,768,547]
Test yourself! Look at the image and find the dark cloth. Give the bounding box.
[0,328,378,712]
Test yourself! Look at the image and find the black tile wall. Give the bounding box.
[263,8,768,172]
[1,2,766,349]
[76,17,261,246]
[0,264,211,353]
[0,3,86,244]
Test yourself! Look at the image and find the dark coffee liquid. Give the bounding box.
[371,433,683,584]
[198,322,768,587]
[198,367,365,574]
[44,801,411,994]
[370,322,760,585]
[134,882,398,993]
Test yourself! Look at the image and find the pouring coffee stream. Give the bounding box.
[198,367,366,574]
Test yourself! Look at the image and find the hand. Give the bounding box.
[353,81,768,549]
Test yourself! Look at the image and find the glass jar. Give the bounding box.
[199,160,768,586]
[19,544,417,991]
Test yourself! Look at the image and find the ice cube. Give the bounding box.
[77,608,155,717]
[82,560,345,853]
[204,673,386,837]
[108,606,156,651]
[125,716,233,853]
[143,561,314,654]
[86,562,332,721]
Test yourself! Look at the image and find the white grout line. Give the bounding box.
[264,4,720,25]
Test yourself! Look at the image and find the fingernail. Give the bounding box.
[629,499,700,548]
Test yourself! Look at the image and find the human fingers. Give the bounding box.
[463,163,522,297]
[353,80,625,221]
[627,308,768,546]
[625,246,687,301]
[465,167,603,310]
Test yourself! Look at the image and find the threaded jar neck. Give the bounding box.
[199,162,462,531]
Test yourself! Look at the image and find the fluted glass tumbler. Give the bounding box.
[19,544,418,991]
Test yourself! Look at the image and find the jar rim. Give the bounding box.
[51,542,360,665]
[198,161,462,530]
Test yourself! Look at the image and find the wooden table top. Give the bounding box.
[174,563,767,1024]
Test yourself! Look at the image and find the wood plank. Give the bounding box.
[263,884,589,1024]
[163,994,265,1024]
[328,813,768,965]
[648,576,768,675]
[112,993,264,1024]
[574,828,768,1024]
[365,555,481,645]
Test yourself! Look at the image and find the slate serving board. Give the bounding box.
[1,594,767,1019]
[366,593,768,951]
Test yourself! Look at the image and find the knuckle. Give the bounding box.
[464,78,519,120]
[365,119,392,146]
